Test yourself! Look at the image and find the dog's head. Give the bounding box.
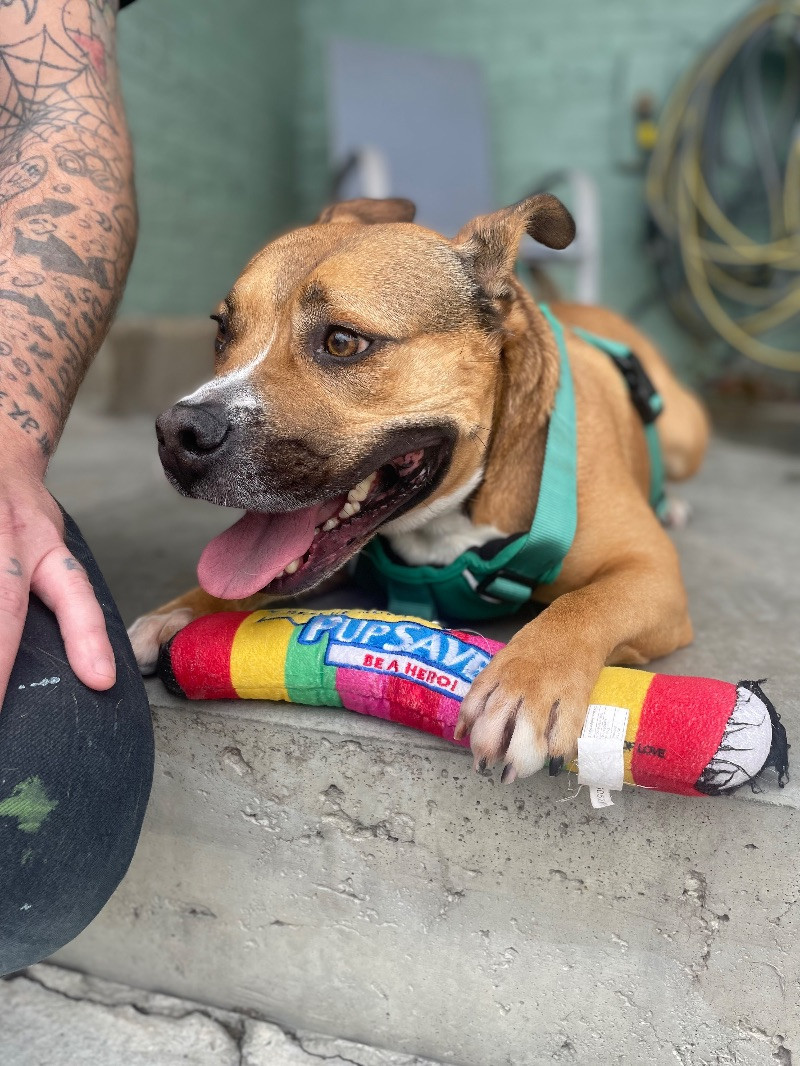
[156,194,575,600]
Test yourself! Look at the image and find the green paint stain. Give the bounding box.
[0,776,58,834]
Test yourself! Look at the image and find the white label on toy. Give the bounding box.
[590,786,615,809]
[582,703,630,743]
[578,704,630,793]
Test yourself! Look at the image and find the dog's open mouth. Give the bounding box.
[197,443,450,600]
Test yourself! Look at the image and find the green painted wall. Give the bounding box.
[294,0,754,380]
[117,0,299,316]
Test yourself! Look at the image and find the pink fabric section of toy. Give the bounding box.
[329,628,503,746]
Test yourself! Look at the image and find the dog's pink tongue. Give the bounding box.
[198,507,322,599]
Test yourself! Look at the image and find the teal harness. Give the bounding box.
[354,305,666,623]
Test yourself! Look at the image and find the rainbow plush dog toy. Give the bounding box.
[158,608,788,800]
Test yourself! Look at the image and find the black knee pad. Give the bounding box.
[0,511,154,975]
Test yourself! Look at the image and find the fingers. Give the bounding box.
[0,551,32,708]
[32,546,116,691]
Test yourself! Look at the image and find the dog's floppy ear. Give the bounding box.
[455,194,575,300]
[316,197,417,225]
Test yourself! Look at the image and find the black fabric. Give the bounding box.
[758,680,791,786]
[0,510,153,976]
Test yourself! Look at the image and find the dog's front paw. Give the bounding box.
[454,642,600,782]
[127,608,195,676]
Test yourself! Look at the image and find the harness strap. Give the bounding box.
[475,305,578,605]
[571,326,667,516]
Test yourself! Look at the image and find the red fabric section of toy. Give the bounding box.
[631,673,735,795]
[169,612,245,699]
[384,673,464,743]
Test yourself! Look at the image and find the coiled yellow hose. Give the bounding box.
[645,1,800,371]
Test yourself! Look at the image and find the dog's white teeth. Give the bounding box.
[348,472,377,504]
[322,518,339,532]
[275,568,286,579]
[339,500,360,519]
[285,559,301,575]
[313,526,320,538]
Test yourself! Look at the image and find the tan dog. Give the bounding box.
[129,195,708,781]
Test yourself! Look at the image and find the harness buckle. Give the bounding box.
[612,352,663,425]
[471,567,540,604]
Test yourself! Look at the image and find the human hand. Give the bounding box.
[0,452,116,709]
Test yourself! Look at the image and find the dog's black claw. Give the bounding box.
[549,756,564,777]
[501,763,514,784]
[477,757,488,773]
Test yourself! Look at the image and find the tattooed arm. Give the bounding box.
[0,0,137,704]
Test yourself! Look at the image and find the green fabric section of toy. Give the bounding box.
[285,621,343,707]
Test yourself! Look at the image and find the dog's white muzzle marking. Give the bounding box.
[178,325,277,414]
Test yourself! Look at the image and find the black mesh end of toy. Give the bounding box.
[745,680,790,789]
[157,635,188,699]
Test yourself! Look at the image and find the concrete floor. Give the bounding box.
[3,407,799,1065]
[1,963,441,1065]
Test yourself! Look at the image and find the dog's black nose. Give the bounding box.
[156,401,232,475]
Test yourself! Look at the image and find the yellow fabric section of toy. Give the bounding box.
[230,612,294,699]
[567,667,655,784]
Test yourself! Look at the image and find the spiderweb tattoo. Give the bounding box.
[0,27,115,147]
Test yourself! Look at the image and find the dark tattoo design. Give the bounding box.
[0,151,47,206]
[0,0,135,457]
[29,339,53,360]
[54,128,123,191]
[14,227,110,287]
[0,287,73,343]
[5,556,23,577]
[0,26,115,146]
[15,197,76,219]
[0,2,38,26]
[63,556,81,571]
[10,271,45,287]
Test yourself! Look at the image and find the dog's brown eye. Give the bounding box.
[324,328,368,359]
[210,311,229,355]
